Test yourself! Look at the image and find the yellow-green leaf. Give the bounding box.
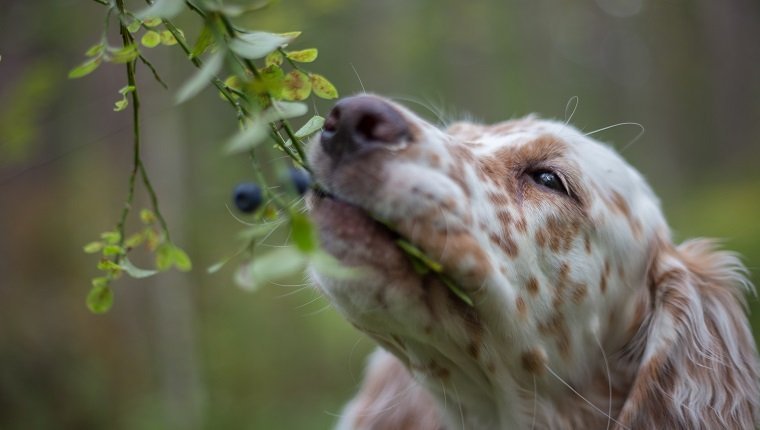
[265,51,283,67]
[310,73,338,99]
[286,48,318,63]
[68,57,101,79]
[250,65,284,98]
[160,30,178,46]
[281,70,311,101]
[85,43,104,57]
[140,209,156,224]
[87,284,113,314]
[114,98,128,112]
[83,241,103,254]
[143,17,162,27]
[172,246,192,272]
[290,212,317,253]
[141,31,162,48]
[190,25,214,59]
[102,245,124,257]
[109,44,139,64]
[127,19,142,33]
[125,232,145,248]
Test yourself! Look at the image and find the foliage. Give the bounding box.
[71,0,339,313]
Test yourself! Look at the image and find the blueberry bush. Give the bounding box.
[73,0,341,313]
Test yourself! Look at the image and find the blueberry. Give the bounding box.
[288,168,312,195]
[233,182,263,213]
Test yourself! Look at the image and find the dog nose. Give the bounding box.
[320,95,410,160]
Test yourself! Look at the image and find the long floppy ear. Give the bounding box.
[617,239,760,429]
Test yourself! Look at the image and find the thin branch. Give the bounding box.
[138,54,169,89]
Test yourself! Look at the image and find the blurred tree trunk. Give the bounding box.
[143,81,205,429]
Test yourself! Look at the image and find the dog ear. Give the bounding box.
[616,239,760,428]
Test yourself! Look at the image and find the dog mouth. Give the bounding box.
[308,188,475,307]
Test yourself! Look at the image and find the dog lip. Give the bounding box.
[308,190,400,242]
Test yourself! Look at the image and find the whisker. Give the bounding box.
[593,332,613,430]
[350,63,366,93]
[531,375,538,430]
[451,380,466,430]
[543,364,630,430]
[584,122,646,154]
[564,96,579,125]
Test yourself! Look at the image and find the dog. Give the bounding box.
[306,94,760,429]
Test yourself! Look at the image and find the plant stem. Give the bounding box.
[114,0,141,250]
[162,18,248,121]
[115,0,172,245]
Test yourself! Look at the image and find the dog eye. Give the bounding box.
[530,170,568,195]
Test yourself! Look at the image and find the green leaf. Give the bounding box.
[114,98,128,112]
[142,17,162,27]
[294,115,325,138]
[87,284,114,314]
[229,32,297,60]
[250,65,285,98]
[224,120,270,154]
[124,232,145,248]
[234,247,307,291]
[155,243,192,272]
[265,51,283,67]
[160,30,178,46]
[92,277,109,288]
[310,73,338,99]
[119,85,136,95]
[156,243,173,271]
[141,30,162,48]
[83,241,103,254]
[109,44,139,64]
[171,246,192,271]
[190,25,214,59]
[68,57,101,79]
[140,208,156,224]
[135,0,184,19]
[100,231,121,245]
[102,245,124,257]
[85,43,104,57]
[205,1,270,16]
[286,48,318,63]
[176,49,225,103]
[281,70,311,101]
[121,257,159,279]
[290,212,317,253]
[238,221,284,241]
[126,19,143,33]
[207,259,229,274]
[309,251,363,280]
[97,259,123,274]
[270,100,308,120]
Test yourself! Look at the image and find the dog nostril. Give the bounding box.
[324,106,340,133]
[320,95,410,161]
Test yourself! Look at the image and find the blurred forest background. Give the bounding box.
[1,0,759,428]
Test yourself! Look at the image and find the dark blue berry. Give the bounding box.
[288,168,312,195]
[233,182,263,213]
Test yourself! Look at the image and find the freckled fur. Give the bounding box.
[308,94,760,429]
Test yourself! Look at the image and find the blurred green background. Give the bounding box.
[1,0,759,428]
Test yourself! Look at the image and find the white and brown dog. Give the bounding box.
[307,95,760,429]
